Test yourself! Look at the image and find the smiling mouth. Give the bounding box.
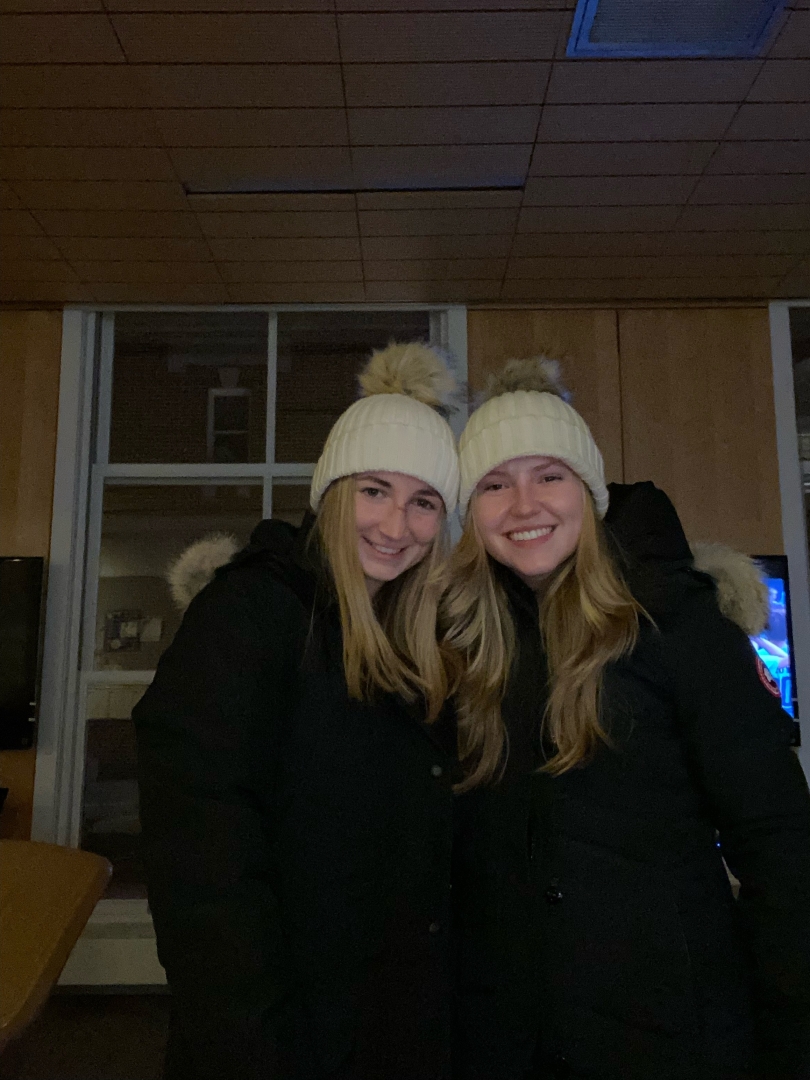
[507,526,555,542]
[364,537,407,557]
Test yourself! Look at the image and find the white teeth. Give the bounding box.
[509,526,553,542]
[371,542,402,555]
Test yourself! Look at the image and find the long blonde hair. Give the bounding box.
[315,476,449,721]
[441,488,643,789]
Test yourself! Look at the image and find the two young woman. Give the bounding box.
[135,346,810,1080]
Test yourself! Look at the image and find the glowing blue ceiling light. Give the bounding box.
[566,0,788,58]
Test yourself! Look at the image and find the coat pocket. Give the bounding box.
[541,838,699,1039]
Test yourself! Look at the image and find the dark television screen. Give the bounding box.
[750,555,799,744]
[0,556,44,750]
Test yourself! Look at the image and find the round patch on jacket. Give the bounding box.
[756,656,782,699]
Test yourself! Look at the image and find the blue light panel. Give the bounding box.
[566,0,788,58]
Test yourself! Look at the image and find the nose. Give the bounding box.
[512,476,538,518]
[379,500,408,540]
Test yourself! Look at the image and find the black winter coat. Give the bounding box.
[453,484,810,1080]
[133,519,458,1080]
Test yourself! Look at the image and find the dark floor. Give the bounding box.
[0,994,170,1080]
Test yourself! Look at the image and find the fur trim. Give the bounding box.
[690,541,769,635]
[358,341,456,410]
[167,533,239,611]
[484,356,571,403]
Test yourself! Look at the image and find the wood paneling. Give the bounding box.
[467,309,623,484]
[619,308,782,553]
[0,310,62,841]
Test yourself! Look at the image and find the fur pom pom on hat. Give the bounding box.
[458,355,609,518]
[310,342,460,514]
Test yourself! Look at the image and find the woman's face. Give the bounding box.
[472,455,585,586]
[354,471,444,591]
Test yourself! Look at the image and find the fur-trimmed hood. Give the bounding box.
[166,530,769,637]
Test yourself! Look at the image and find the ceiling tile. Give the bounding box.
[727,103,810,138]
[363,258,505,279]
[523,175,696,206]
[35,209,204,237]
[0,208,46,234]
[92,282,229,302]
[351,146,532,189]
[138,65,344,109]
[688,174,810,203]
[348,106,540,146]
[110,14,340,63]
[506,254,795,278]
[336,0,573,8]
[0,14,125,62]
[748,60,810,100]
[657,230,810,255]
[0,234,64,258]
[356,190,522,210]
[0,281,93,303]
[208,236,361,260]
[0,258,78,280]
[545,60,758,105]
[705,141,810,173]
[343,62,549,107]
[337,12,565,63]
[677,204,810,230]
[71,260,221,283]
[226,282,365,302]
[196,211,358,238]
[529,141,716,176]
[518,205,682,232]
[154,109,348,148]
[768,10,810,57]
[57,236,212,261]
[358,207,518,236]
[219,261,363,283]
[538,104,738,142]
[187,192,354,212]
[0,147,176,181]
[0,65,148,107]
[107,0,331,9]
[0,109,161,147]
[361,234,513,258]
[0,0,103,10]
[169,148,354,193]
[778,258,810,295]
[0,180,23,209]
[364,279,499,301]
[510,231,668,256]
[13,180,188,210]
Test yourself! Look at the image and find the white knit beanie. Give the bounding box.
[458,357,609,518]
[310,342,460,514]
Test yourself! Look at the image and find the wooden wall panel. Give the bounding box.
[467,309,624,483]
[619,308,782,554]
[0,310,62,840]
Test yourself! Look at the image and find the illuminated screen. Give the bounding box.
[750,575,794,717]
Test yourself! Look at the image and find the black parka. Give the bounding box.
[134,518,458,1080]
[453,485,810,1080]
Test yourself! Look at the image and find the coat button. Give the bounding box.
[544,880,563,904]
[431,764,443,777]
[428,921,441,934]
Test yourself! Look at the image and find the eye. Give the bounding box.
[360,485,383,498]
[541,473,563,483]
[481,481,504,492]
[413,496,440,512]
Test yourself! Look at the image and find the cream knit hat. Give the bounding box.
[310,342,460,513]
[458,357,609,518]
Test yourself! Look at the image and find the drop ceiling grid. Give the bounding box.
[0,2,808,305]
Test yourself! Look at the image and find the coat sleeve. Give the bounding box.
[662,577,810,1078]
[133,572,304,1080]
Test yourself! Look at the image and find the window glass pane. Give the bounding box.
[110,312,268,464]
[272,482,311,528]
[93,483,262,672]
[82,682,148,899]
[790,307,810,572]
[275,311,432,462]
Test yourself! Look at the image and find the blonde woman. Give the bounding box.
[134,344,460,1080]
[444,359,810,1080]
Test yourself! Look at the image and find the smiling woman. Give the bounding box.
[133,341,462,1080]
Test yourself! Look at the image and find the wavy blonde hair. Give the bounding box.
[316,475,450,721]
[441,486,644,789]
